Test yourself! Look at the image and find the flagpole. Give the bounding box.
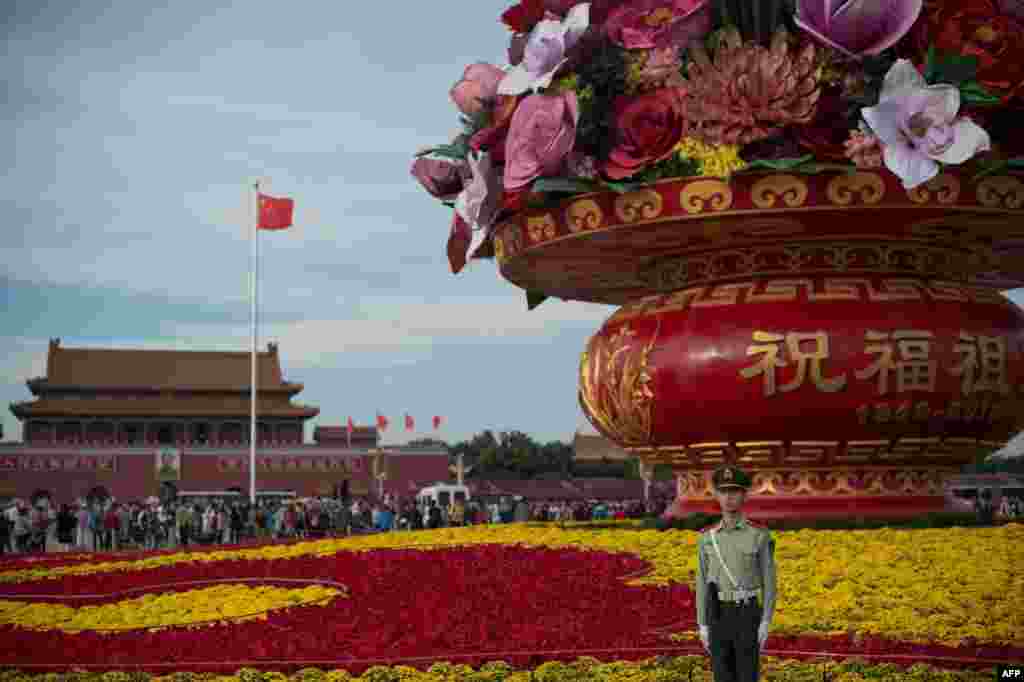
[250,181,259,506]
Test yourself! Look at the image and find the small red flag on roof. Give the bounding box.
[432,416,443,430]
[258,193,294,230]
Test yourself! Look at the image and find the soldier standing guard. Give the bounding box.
[696,465,777,682]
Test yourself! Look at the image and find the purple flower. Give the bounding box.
[795,0,923,58]
[862,60,991,189]
[498,3,590,95]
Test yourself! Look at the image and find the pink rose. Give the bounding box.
[450,63,506,116]
[605,0,711,49]
[503,91,580,191]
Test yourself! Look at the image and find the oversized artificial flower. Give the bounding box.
[456,150,502,231]
[410,156,466,198]
[795,0,923,58]
[504,91,580,190]
[930,0,1024,102]
[497,3,590,95]
[502,0,547,32]
[844,129,884,168]
[469,95,521,163]
[604,0,711,49]
[450,63,506,116]
[602,87,689,179]
[862,59,990,188]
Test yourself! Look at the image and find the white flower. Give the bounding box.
[497,3,590,96]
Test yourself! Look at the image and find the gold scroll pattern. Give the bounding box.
[526,214,558,243]
[672,466,954,499]
[750,174,809,208]
[579,321,661,446]
[680,180,733,213]
[826,172,886,205]
[976,176,1024,209]
[907,173,960,204]
[614,189,663,223]
[566,198,604,232]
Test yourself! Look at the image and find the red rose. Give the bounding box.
[602,87,689,180]
[929,0,1024,102]
[501,0,546,32]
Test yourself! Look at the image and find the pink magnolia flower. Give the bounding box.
[504,91,580,190]
[450,63,506,116]
[862,60,991,189]
[795,0,922,58]
[604,0,711,50]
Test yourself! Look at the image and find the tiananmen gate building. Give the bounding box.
[0,339,449,505]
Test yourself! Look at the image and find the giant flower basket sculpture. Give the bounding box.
[412,0,1024,519]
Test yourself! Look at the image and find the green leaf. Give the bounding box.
[791,162,859,175]
[532,177,600,194]
[526,291,548,311]
[972,160,1009,181]
[742,155,815,171]
[924,49,978,85]
[959,80,1003,106]
[602,180,646,193]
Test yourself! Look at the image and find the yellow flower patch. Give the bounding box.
[2,522,1021,647]
[0,584,342,633]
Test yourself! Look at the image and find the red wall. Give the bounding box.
[0,448,450,505]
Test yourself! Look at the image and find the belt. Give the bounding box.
[718,587,761,602]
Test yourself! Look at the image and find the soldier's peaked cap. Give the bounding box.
[712,465,752,490]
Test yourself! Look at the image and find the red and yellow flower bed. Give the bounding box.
[1,523,1021,678]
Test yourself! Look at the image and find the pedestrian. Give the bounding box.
[56,504,76,552]
[696,465,777,682]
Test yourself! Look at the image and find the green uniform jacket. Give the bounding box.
[695,514,777,627]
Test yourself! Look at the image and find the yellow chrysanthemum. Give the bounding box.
[675,137,748,178]
[0,584,342,634]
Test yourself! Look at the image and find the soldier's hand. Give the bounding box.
[758,621,769,651]
[699,625,710,653]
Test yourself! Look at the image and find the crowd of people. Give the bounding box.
[973,489,1022,524]
[0,494,669,555]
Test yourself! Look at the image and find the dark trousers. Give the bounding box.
[709,599,762,682]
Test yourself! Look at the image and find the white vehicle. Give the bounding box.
[417,484,470,511]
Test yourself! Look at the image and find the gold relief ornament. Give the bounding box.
[976,175,1024,209]
[680,179,733,213]
[750,174,809,208]
[614,189,663,223]
[493,234,506,263]
[565,198,604,232]
[579,319,662,446]
[526,213,557,243]
[826,171,886,205]
[906,172,960,204]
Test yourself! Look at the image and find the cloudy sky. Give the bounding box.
[2,0,1022,455]
[1,0,616,446]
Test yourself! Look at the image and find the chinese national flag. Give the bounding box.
[346,417,354,435]
[405,414,414,431]
[432,416,443,430]
[258,193,294,230]
[376,413,389,431]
